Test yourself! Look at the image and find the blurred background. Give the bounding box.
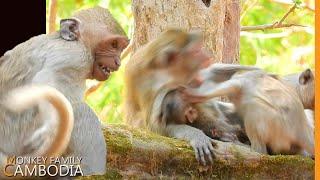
[46,0,315,124]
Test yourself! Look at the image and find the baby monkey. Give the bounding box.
[160,87,247,145]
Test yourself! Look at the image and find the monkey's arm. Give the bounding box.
[166,124,216,165]
[182,79,242,103]
[205,64,260,83]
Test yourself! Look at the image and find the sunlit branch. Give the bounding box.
[241,4,306,31]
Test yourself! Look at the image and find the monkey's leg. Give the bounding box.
[243,110,268,154]
[296,123,314,156]
[67,103,106,175]
[249,138,267,154]
[166,124,216,166]
[245,120,267,154]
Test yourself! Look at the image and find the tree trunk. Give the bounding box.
[131,0,240,63]
[78,125,314,179]
[48,0,58,33]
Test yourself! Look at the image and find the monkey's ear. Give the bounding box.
[161,46,181,64]
[60,18,81,41]
[299,69,314,85]
[151,47,179,68]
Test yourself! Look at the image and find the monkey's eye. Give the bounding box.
[111,40,118,49]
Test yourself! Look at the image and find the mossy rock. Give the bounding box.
[78,124,314,179]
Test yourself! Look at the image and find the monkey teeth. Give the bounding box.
[99,65,111,75]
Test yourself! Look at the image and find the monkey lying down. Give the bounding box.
[181,70,314,156]
[0,7,128,177]
[160,87,249,146]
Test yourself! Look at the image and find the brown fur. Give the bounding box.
[183,70,314,156]
[124,29,217,165]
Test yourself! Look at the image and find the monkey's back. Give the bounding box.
[237,71,311,153]
[0,33,91,156]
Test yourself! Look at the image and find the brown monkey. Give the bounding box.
[181,70,314,156]
[124,29,216,165]
[124,31,260,165]
[0,6,128,177]
[161,88,248,145]
[283,69,314,110]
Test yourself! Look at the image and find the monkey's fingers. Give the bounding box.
[197,147,206,166]
[204,147,213,164]
[193,147,201,164]
[178,88,208,103]
[188,76,204,88]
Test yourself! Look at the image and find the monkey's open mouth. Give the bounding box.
[99,64,112,75]
[92,61,117,81]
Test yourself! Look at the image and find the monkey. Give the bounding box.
[158,63,261,145]
[123,29,262,165]
[0,6,129,177]
[181,70,314,156]
[124,29,216,165]
[283,69,314,110]
[160,88,198,125]
[160,87,249,145]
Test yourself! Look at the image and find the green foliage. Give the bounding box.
[240,0,314,75]
[86,62,127,124]
[47,0,314,124]
[293,0,303,6]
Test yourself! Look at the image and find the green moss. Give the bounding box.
[85,124,315,179]
[104,125,133,155]
[77,168,122,180]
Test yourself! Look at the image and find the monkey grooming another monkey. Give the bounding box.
[0,7,129,177]
[124,29,261,165]
[181,70,314,156]
[124,29,217,165]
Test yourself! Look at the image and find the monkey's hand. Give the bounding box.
[178,86,208,103]
[166,124,217,165]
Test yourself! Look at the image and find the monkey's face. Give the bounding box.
[92,35,129,81]
[161,89,198,125]
[169,41,211,84]
[60,18,129,81]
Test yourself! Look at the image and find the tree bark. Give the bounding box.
[131,0,240,63]
[78,125,314,179]
[48,0,58,33]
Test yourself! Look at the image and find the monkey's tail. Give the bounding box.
[4,85,74,158]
